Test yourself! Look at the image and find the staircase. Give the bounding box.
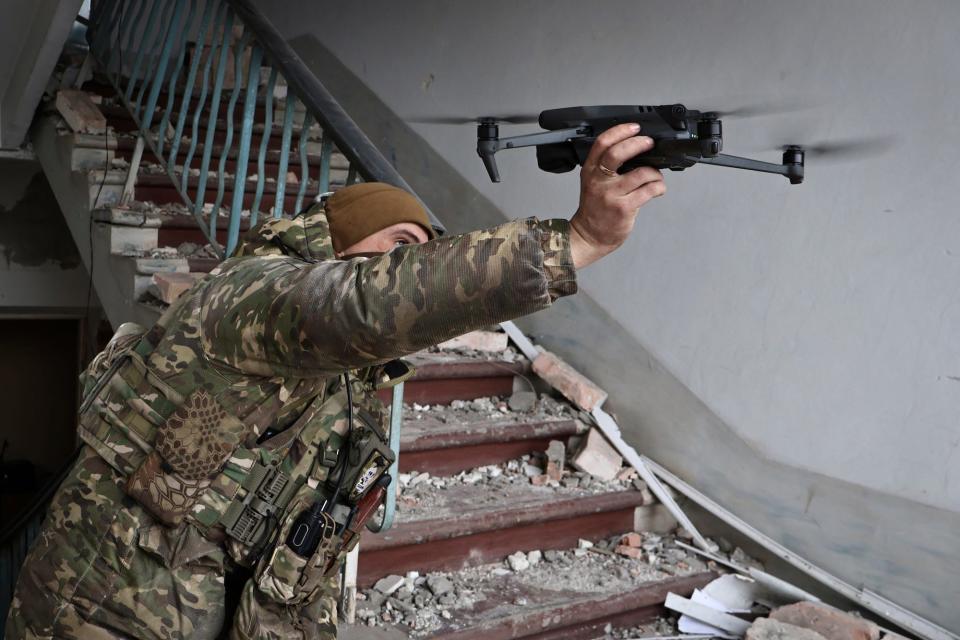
[344,345,716,638]
[4,1,721,637]
[31,83,347,328]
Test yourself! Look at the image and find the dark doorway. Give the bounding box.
[0,318,81,524]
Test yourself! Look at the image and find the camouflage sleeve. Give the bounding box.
[200,218,576,377]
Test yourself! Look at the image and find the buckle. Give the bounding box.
[222,462,291,546]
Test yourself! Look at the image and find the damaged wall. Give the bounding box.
[254,0,960,630]
[0,158,88,310]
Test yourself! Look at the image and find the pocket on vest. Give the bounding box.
[126,389,245,526]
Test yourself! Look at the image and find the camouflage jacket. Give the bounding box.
[78,206,576,561]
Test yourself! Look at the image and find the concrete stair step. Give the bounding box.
[358,481,673,588]
[398,413,587,476]
[99,103,323,141]
[344,553,714,639]
[111,137,346,179]
[387,353,530,406]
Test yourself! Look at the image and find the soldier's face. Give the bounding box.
[337,222,430,257]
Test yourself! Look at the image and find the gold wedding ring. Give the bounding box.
[598,163,618,178]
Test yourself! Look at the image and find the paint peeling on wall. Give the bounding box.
[0,163,81,270]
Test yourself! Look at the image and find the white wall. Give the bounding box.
[253,0,960,628]
[259,0,959,513]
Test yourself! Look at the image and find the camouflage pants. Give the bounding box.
[5,447,339,639]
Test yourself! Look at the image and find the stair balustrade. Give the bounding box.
[86,0,441,256]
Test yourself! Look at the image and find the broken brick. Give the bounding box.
[530,474,550,486]
[532,350,608,411]
[614,545,644,559]
[619,532,642,547]
[569,428,622,481]
[747,619,829,640]
[56,89,107,134]
[770,603,881,640]
[150,272,204,305]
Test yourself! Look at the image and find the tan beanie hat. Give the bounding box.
[325,182,436,253]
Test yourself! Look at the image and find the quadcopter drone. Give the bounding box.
[473,104,805,184]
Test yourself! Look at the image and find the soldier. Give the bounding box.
[6,124,663,639]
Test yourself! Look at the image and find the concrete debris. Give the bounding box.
[507,390,538,412]
[769,602,881,640]
[410,393,571,422]
[532,349,608,411]
[392,452,649,518]
[438,330,509,353]
[56,89,107,134]
[426,342,526,363]
[356,534,709,637]
[425,575,454,597]
[545,439,565,481]
[176,242,219,259]
[746,618,829,640]
[373,575,405,597]
[143,247,179,259]
[507,551,530,572]
[522,462,542,477]
[570,428,623,481]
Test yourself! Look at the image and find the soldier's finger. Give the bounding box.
[624,179,667,209]
[618,165,663,195]
[598,136,655,174]
[583,123,642,170]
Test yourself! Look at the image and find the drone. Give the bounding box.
[470,104,804,184]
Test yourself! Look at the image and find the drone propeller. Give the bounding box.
[698,99,815,119]
[774,136,896,160]
[409,113,540,125]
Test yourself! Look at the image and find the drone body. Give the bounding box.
[476,104,805,184]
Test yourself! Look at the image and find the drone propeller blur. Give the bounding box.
[413,104,892,184]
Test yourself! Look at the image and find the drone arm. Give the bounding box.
[693,153,804,184]
[494,127,589,151]
[478,127,588,182]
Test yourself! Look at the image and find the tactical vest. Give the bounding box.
[78,313,404,596]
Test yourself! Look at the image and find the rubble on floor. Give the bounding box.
[665,576,897,640]
[355,530,713,636]
[405,392,571,424]
[428,335,527,363]
[394,452,652,516]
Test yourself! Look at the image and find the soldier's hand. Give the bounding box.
[569,123,665,269]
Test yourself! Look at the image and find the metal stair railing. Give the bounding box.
[86,0,442,257]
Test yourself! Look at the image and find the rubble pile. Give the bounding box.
[428,343,526,363]
[405,392,572,423]
[394,452,649,514]
[355,531,712,636]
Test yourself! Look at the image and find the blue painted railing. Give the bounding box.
[86,0,439,256]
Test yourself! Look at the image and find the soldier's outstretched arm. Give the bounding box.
[200,216,575,377]
[201,123,664,377]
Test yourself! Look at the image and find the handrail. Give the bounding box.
[85,0,442,257]
[224,0,428,204]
